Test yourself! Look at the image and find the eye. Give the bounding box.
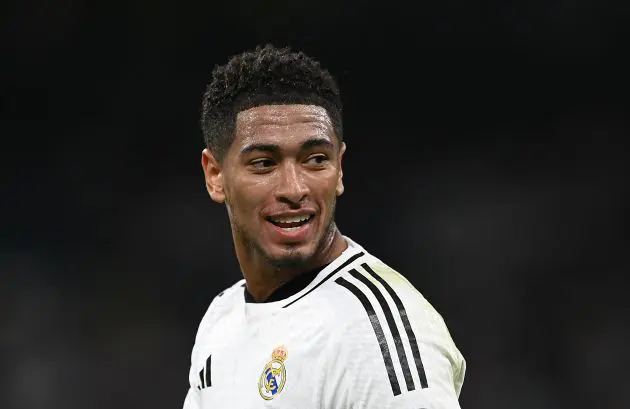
[250,158,275,169]
[306,154,329,165]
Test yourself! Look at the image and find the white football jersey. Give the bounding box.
[183,237,466,409]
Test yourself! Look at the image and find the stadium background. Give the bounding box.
[3,1,629,408]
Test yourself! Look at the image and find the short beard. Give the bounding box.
[264,247,309,270]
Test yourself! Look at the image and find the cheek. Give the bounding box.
[229,177,271,214]
[314,176,340,207]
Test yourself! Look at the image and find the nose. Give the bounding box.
[275,161,309,205]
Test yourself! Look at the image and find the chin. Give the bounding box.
[265,244,314,270]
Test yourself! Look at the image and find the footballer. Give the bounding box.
[183,44,466,408]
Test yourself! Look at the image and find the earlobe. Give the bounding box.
[202,149,226,203]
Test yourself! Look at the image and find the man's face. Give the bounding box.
[203,104,346,269]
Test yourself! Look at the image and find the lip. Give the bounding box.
[264,213,316,242]
[265,210,316,219]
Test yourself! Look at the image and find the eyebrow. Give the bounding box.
[240,138,334,155]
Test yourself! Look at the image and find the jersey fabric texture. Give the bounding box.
[183,237,466,409]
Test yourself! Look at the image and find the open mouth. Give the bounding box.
[266,214,314,230]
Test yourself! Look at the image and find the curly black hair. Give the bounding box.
[200,44,343,162]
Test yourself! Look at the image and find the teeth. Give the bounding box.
[270,215,311,224]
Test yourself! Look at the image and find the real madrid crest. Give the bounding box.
[258,345,288,400]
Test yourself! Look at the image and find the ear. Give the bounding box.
[201,148,226,203]
[336,142,346,197]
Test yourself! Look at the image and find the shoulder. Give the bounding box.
[350,257,462,357]
[209,278,246,309]
[366,259,447,332]
[193,279,245,343]
[296,248,445,336]
[333,256,456,345]
[324,256,466,396]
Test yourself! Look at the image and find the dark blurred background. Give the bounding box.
[2,1,629,408]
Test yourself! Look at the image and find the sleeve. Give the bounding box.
[181,291,226,409]
[324,285,466,409]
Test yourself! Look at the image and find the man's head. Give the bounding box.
[200,45,346,271]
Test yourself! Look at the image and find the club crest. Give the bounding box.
[258,345,288,400]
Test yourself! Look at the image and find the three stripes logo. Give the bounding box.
[335,263,428,396]
[197,355,212,390]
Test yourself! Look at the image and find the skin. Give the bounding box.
[202,104,348,302]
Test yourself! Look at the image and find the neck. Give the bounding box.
[237,228,348,302]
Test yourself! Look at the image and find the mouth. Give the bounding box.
[266,214,314,230]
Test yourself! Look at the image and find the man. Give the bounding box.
[183,44,465,408]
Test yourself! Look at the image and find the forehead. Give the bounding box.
[234,104,335,148]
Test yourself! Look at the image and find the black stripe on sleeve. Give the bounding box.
[335,276,401,396]
[282,252,364,308]
[198,367,205,389]
[348,269,415,392]
[205,355,212,387]
[361,263,428,388]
